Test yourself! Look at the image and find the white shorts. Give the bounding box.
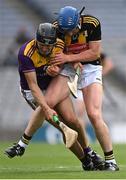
[20,89,38,110]
[20,88,47,110]
[77,90,83,100]
[60,63,103,89]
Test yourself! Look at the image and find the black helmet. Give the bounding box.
[36,23,57,45]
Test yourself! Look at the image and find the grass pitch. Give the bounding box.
[0,143,126,179]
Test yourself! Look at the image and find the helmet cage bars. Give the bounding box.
[36,23,57,56]
[36,23,57,45]
[58,6,80,33]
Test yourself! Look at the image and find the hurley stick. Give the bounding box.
[67,66,80,98]
[53,115,78,148]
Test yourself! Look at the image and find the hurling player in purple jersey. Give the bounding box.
[4,22,79,159]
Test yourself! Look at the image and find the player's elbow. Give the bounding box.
[92,49,101,59]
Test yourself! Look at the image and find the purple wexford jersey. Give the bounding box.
[18,39,64,90]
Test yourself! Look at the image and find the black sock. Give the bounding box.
[21,133,32,145]
[104,150,114,161]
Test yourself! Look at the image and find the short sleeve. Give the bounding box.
[18,54,35,72]
[90,22,101,41]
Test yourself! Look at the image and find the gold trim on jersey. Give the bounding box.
[27,45,36,58]
[65,35,71,45]
[24,40,36,57]
[55,38,64,49]
[64,32,87,46]
[23,39,64,68]
[78,32,86,43]
[83,16,99,27]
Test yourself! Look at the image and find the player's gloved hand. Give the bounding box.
[46,65,61,77]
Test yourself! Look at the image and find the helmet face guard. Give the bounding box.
[37,41,54,56]
[36,23,57,55]
[37,37,56,45]
[58,6,80,33]
[58,24,80,35]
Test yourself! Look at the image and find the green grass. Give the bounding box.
[0,143,126,179]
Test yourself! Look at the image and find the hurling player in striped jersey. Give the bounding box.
[52,6,119,171]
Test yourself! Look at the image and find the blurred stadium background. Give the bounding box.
[0,0,126,144]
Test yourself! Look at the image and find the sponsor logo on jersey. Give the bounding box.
[65,43,89,54]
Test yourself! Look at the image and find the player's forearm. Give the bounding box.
[30,85,49,111]
[67,49,100,63]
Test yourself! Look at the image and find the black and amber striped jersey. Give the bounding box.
[53,15,101,65]
[18,38,64,90]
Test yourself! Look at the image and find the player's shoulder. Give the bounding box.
[19,39,36,57]
[81,14,100,27]
[55,38,64,49]
[24,39,36,57]
[18,40,36,66]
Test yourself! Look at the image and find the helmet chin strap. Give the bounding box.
[77,23,81,30]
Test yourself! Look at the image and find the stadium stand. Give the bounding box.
[0,0,42,64]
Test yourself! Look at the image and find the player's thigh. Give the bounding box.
[72,91,85,117]
[56,96,79,126]
[45,75,70,107]
[82,83,103,113]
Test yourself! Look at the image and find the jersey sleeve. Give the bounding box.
[90,22,101,41]
[18,53,35,73]
[55,38,65,52]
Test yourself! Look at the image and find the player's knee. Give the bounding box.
[46,98,55,108]
[87,110,102,127]
[67,116,82,131]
